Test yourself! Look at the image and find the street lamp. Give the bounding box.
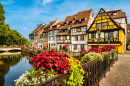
[97,28,100,48]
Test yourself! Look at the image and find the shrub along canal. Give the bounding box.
[0,51,33,86]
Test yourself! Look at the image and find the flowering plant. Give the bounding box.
[63,45,68,52]
[43,46,47,51]
[15,44,18,48]
[88,48,103,56]
[4,44,7,48]
[102,45,116,52]
[79,49,88,58]
[14,68,58,86]
[37,48,41,53]
[10,45,13,48]
[30,51,71,74]
[91,38,96,42]
[67,56,85,86]
[81,52,103,63]
[110,37,113,42]
[105,37,108,42]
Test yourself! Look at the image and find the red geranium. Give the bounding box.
[102,45,116,52]
[79,49,88,57]
[30,50,71,74]
[63,45,68,52]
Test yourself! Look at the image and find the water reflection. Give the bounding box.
[0,52,34,86]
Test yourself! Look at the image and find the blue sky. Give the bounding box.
[1,0,130,40]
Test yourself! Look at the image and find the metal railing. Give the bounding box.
[22,48,118,86]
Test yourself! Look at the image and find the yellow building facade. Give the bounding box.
[87,8,125,54]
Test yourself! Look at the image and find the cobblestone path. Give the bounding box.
[110,58,130,86]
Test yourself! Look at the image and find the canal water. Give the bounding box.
[0,52,34,86]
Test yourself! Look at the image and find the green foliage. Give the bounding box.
[0,3,29,45]
[81,52,103,63]
[67,56,85,86]
[113,50,117,59]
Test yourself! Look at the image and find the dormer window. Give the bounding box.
[113,13,117,17]
[69,22,72,25]
[82,20,85,23]
[64,23,66,26]
[60,29,68,33]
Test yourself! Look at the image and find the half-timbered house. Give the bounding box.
[71,9,94,52]
[47,19,59,50]
[56,15,76,51]
[87,8,126,53]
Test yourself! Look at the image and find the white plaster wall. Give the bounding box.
[48,30,58,48]
[71,36,87,44]
[72,45,88,52]
[113,18,127,50]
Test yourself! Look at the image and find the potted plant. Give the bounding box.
[43,46,47,51]
[110,37,113,42]
[91,38,95,42]
[105,37,108,42]
[63,45,68,52]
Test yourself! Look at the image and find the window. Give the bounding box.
[81,45,84,49]
[94,33,96,38]
[105,33,108,38]
[77,28,81,32]
[109,32,113,38]
[82,20,85,23]
[102,22,108,26]
[75,36,78,41]
[69,22,72,25]
[64,23,66,26]
[128,30,130,33]
[65,36,67,40]
[81,36,84,40]
[74,45,77,50]
[89,33,91,39]
[100,13,105,16]
[113,13,117,17]
[49,37,51,41]
[97,23,101,27]
[114,31,118,38]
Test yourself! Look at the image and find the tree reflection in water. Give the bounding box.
[0,52,33,86]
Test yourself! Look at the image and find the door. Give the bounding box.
[59,45,62,50]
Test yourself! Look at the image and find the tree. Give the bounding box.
[0,3,28,45]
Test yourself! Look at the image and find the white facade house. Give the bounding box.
[107,10,127,51]
[47,19,59,50]
[71,26,88,52]
[71,9,94,52]
[38,34,43,49]
[48,30,58,50]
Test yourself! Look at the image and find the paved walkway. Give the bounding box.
[99,51,130,86]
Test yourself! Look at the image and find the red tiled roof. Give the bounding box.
[107,10,126,19]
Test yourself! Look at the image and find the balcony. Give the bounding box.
[88,38,121,44]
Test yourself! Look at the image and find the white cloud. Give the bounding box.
[1,0,15,5]
[42,0,52,5]
[24,27,27,29]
